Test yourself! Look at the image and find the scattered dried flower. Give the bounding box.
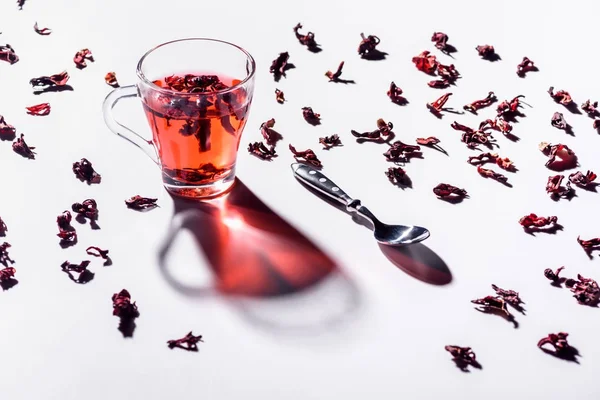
[269,52,290,80]
[12,134,35,159]
[516,57,537,77]
[471,295,511,316]
[0,44,19,64]
[387,82,407,104]
[61,260,92,283]
[289,145,322,168]
[293,23,318,50]
[444,345,479,371]
[386,167,411,187]
[325,61,344,82]
[551,112,568,131]
[33,22,52,35]
[0,217,6,236]
[86,246,109,260]
[539,142,577,170]
[427,93,453,115]
[319,134,342,149]
[491,284,523,307]
[496,95,525,118]
[577,236,600,258]
[475,45,496,60]
[480,117,513,135]
[301,107,321,125]
[358,33,381,57]
[436,63,460,81]
[17,0,25,10]
[569,170,597,189]
[0,115,16,140]
[274,89,285,104]
[26,103,51,116]
[519,214,558,229]
[167,331,204,351]
[412,50,438,74]
[383,140,421,162]
[351,118,393,142]
[538,332,571,353]
[56,211,77,245]
[0,266,16,283]
[452,121,492,149]
[544,266,565,283]
[104,72,119,88]
[73,48,94,69]
[30,71,70,89]
[463,92,496,114]
[71,199,98,220]
[565,274,600,305]
[433,183,468,199]
[428,79,451,89]
[431,32,450,53]
[581,100,599,117]
[416,137,440,146]
[548,87,572,105]
[477,165,508,183]
[0,242,14,266]
[468,152,497,165]
[546,175,574,199]
[112,289,139,319]
[72,158,101,184]
[248,141,276,160]
[125,195,158,211]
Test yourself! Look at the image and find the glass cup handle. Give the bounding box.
[102,84,159,165]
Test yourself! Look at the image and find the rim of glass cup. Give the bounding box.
[136,37,256,97]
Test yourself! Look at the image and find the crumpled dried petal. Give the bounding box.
[569,170,597,188]
[319,134,342,149]
[104,72,119,88]
[289,144,322,168]
[358,33,380,56]
[0,115,16,139]
[167,331,204,351]
[477,165,508,183]
[125,195,158,210]
[26,103,51,116]
[516,57,537,77]
[0,44,19,64]
[30,71,70,88]
[546,175,574,198]
[269,52,290,79]
[72,158,101,184]
[12,134,36,159]
[548,87,572,105]
[412,50,438,74]
[519,214,558,228]
[433,183,468,199]
[73,48,94,69]
[112,289,139,319]
[33,22,52,35]
[385,167,411,186]
[476,45,495,59]
[248,141,276,160]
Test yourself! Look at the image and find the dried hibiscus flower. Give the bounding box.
[293,23,318,50]
[444,345,480,371]
[12,134,35,159]
[427,93,457,116]
[436,63,460,81]
[0,242,14,266]
[86,246,110,260]
[496,95,525,119]
[112,289,139,319]
[325,61,344,82]
[0,115,16,140]
[73,158,101,184]
[301,107,321,125]
[105,72,119,88]
[358,33,381,57]
[260,118,281,145]
[463,92,496,114]
[33,22,52,35]
[386,167,411,187]
[248,142,276,160]
[539,142,577,170]
[30,71,70,89]
[545,266,565,284]
[0,44,19,64]
[289,145,322,168]
[491,284,523,308]
[471,295,511,316]
[61,260,93,283]
[538,332,572,353]
[569,170,597,189]
[387,82,407,105]
[475,45,497,60]
[26,103,51,116]
[383,140,421,162]
[452,121,493,150]
[581,99,599,117]
[412,50,438,74]
[577,236,600,258]
[548,87,572,105]
[351,118,393,142]
[0,266,16,285]
[274,89,285,104]
[125,196,158,211]
[546,175,574,199]
[565,274,600,305]
[480,117,513,136]
[73,48,94,69]
[416,136,445,154]
[167,331,204,351]
[433,183,468,200]
[56,211,77,246]
[269,52,290,80]
[516,57,537,77]
[72,199,98,220]
[0,217,6,236]
[428,79,450,89]
[551,112,569,132]
[319,134,342,149]
[519,214,558,230]
[17,0,25,10]
[431,32,452,53]
[477,165,508,184]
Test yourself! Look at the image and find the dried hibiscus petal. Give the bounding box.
[56,211,77,246]
[26,103,51,116]
[112,289,139,319]
[319,134,342,149]
[480,117,513,135]
[383,140,421,162]
[0,217,6,236]
[546,175,574,199]
[444,345,479,371]
[565,274,600,305]
[0,44,19,64]
[416,137,440,146]
[289,145,322,168]
[269,52,290,80]
[325,61,344,82]
[477,165,508,184]
[105,72,119,88]
[468,152,498,165]
[260,118,282,145]
[125,195,158,210]
[539,142,577,170]
[433,183,468,199]
[61,260,92,283]
[386,167,411,187]
[436,63,460,81]
[302,107,321,125]
[428,79,450,89]
[577,236,600,258]
[33,22,52,35]
[387,82,407,105]
[73,158,101,184]
[274,89,285,104]
[12,134,36,159]
[0,115,16,140]
[427,93,454,116]
[351,118,393,142]
[569,170,597,188]
[358,33,381,57]
[167,331,204,351]
[86,246,109,260]
[538,332,572,353]
[73,48,94,69]
[248,141,276,160]
[548,87,572,105]
[471,295,512,316]
[519,214,558,229]
[0,242,14,266]
[581,100,599,118]
[463,92,496,114]
[72,199,98,220]
[496,95,525,118]
[545,266,565,283]
[412,50,438,74]
[491,284,523,307]
[0,266,16,284]
[17,0,25,9]
[293,23,319,50]
[431,32,451,53]
[476,45,497,60]
[516,57,537,77]
[30,71,70,89]
[551,112,568,131]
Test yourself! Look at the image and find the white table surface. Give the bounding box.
[2,0,600,399]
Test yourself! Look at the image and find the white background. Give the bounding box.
[1,0,600,399]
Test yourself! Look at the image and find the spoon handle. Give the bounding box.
[291,163,353,205]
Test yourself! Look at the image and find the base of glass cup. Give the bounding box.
[163,169,236,199]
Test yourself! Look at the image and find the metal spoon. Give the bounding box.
[291,163,430,245]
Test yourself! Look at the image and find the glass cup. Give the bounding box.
[103,38,256,199]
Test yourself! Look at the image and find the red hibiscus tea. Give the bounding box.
[104,39,256,198]
[141,73,250,190]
